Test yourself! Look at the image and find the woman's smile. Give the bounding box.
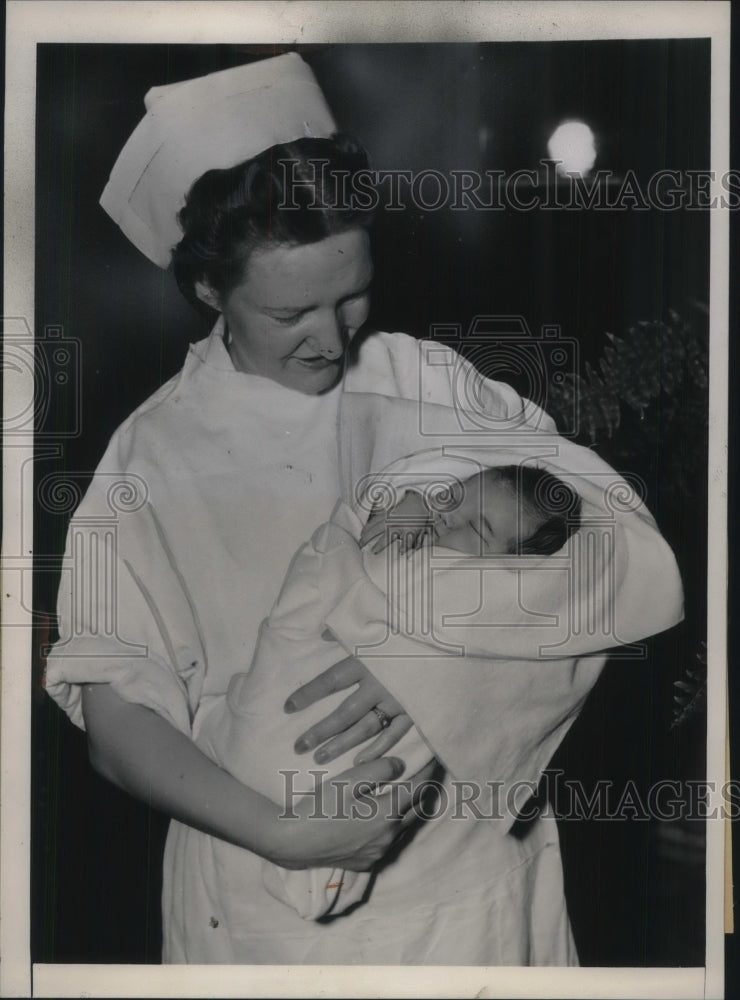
[293,356,333,366]
[288,354,343,377]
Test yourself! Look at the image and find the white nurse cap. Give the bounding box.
[100,53,337,267]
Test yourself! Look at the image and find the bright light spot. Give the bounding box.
[547,121,597,177]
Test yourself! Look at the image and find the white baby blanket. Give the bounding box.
[197,399,683,919]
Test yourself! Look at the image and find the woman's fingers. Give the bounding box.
[312,757,445,870]
[293,686,376,754]
[353,714,413,764]
[390,759,444,825]
[311,712,384,764]
[372,523,430,555]
[284,655,364,713]
[313,710,413,765]
[313,756,405,826]
[334,755,406,791]
[341,757,442,818]
[287,657,407,756]
[288,657,408,757]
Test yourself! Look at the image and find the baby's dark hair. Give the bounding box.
[494,465,581,555]
[172,133,374,312]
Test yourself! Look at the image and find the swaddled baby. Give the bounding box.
[196,463,581,919]
[364,465,580,558]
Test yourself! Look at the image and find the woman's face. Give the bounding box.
[213,228,373,394]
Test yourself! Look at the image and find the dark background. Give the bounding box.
[32,41,710,966]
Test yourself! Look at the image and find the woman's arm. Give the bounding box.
[82,682,427,871]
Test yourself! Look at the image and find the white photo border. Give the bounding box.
[2,2,730,997]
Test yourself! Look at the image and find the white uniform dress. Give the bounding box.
[45,322,683,965]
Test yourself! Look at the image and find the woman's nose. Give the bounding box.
[306,318,344,359]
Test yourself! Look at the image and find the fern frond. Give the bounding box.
[547,310,708,444]
[670,643,707,730]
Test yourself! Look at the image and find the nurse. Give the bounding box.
[46,53,683,964]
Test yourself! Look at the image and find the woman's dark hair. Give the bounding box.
[172,133,374,311]
[495,465,582,556]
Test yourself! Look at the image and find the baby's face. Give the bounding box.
[433,471,541,555]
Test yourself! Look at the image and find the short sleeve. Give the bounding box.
[45,469,206,736]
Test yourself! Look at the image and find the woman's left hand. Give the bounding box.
[284,656,413,765]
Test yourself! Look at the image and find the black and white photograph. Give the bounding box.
[2,2,732,997]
